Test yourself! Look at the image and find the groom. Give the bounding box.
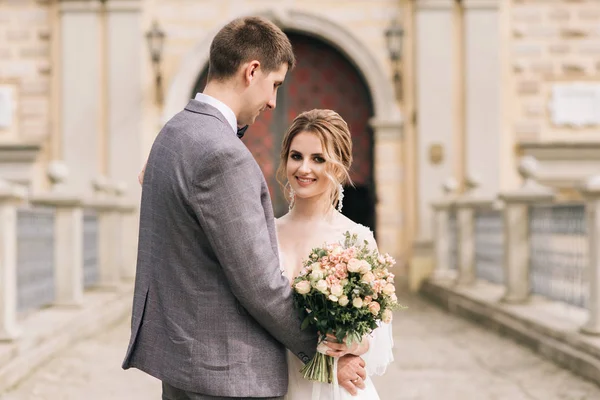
[123,16,367,399]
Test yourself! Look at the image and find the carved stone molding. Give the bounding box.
[415,0,455,11]
[462,0,499,10]
[0,143,42,186]
[104,0,142,12]
[58,0,103,13]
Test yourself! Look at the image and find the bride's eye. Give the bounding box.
[291,153,302,161]
[313,156,325,163]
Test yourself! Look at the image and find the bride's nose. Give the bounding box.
[298,160,311,174]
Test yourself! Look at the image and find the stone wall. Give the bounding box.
[149,0,400,99]
[512,0,600,143]
[0,0,51,142]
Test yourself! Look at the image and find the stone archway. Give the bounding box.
[163,9,404,257]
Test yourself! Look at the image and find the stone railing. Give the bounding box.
[0,165,137,341]
[431,156,600,335]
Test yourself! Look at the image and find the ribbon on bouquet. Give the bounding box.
[311,341,342,400]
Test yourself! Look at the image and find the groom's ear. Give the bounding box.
[243,60,261,85]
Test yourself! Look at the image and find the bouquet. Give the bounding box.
[292,231,403,383]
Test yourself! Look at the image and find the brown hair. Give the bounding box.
[277,109,353,210]
[207,16,296,81]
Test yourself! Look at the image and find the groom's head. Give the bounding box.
[207,17,295,126]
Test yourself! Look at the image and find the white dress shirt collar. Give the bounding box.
[194,92,237,135]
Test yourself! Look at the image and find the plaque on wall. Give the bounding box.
[0,86,14,129]
[548,83,600,128]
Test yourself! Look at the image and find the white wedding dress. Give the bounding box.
[280,224,394,400]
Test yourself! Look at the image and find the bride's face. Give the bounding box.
[286,131,332,201]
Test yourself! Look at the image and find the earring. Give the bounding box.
[337,184,344,213]
[287,182,295,211]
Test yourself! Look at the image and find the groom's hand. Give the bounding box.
[337,354,366,396]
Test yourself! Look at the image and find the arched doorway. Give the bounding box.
[192,32,376,231]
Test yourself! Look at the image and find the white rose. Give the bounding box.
[383,283,396,296]
[347,259,361,273]
[330,284,344,297]
[311,262,322,271]
[352,297,363,308]
[315,279,329,294]
[382,309,393,324]
[361,271,375,284]
[390,293,398,303]
[338,295,349,306]
[358,260,372,274]
[332,247,343,256]
[310,270,324,281]
[295,280,311,295]
[328,295,339,302]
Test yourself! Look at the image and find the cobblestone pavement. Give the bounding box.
[3,294,600,400]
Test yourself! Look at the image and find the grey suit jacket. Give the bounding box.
[122,100,317,397]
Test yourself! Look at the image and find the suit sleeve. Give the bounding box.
[190,143,317,362]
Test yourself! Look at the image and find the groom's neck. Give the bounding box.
[203,81,243,123]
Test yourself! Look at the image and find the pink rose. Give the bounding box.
[368,302,381,316]
[382,309,393,324]
[383,283,396,296]
[358,260,371,274]
[361,272,375,284]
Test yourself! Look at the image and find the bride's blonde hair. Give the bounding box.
[277,109,353,210]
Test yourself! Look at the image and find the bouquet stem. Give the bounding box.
[300,352,335,383]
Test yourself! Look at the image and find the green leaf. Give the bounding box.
[301,315,311,330]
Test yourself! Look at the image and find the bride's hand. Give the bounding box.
[323,334,370,357]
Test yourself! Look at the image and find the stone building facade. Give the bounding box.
[0,0,599,273]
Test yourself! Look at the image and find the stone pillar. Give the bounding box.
[415,0,456,241]
[464,0,501,196]
[58,0,102,193]
[370,118,403,260]
[105,0,143,203]
[431,178,459,281]
[0,181,25,341]
[580,176,600,335]
[456,202,475,285]
[30,162,84,306]
[89,177,120,288]
[454,175,485,286]
[499,157,554,303]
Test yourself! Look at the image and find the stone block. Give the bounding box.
[519,26,560,38]
[561,28,588,39]
[514,121,541,141]
[562,62,587,75]
[548,8,571,22]
[20,80,49,95]
[19,10,48,24]
[21,46,49,58]
[37,60,51,74]
[513,7,543,23]
[0,48,11,59]
[0,61,36,78]
[524,102,545,117]
[517,80,541,95]
[6,30,30,42]
[37,28,51,40]
[578,9,600,21]
[549,43,571,55]
[579,40,600,54]
[513,43,543,56]
[531,61,555,75]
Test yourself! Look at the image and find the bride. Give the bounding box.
[275,109,394,400]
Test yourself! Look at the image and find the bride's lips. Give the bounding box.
[295,176,316,187]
